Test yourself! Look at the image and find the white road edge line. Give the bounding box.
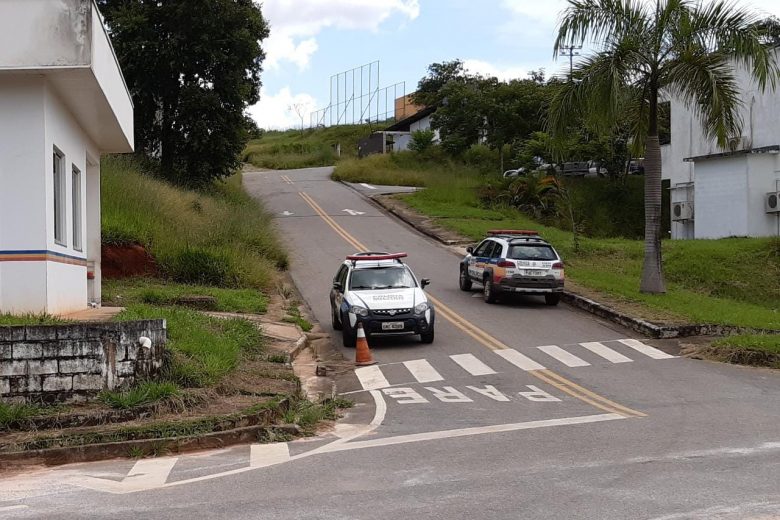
[618,339,676,359]
[0,505,28,513]
[450,353,497,376]
[580,342,633,363]
[152,390,388,491]
[324,413,624,452]
[404,359,444,383]
[536,345,591,367]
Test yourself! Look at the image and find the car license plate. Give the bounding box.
[382,321,405,331]
[524,270,545,276]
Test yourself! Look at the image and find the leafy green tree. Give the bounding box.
[412,60,468,107]
[549,0,778,293]
[97,0,269,186]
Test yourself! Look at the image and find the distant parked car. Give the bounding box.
[628,159,645,175]
[587,161,608,176]
[502,168,526,178]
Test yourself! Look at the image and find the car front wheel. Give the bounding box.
[420,327,435,344]
[341,314,356,348]
[331,304,342,330]
[459,268,472,291]
[545,294,560,306]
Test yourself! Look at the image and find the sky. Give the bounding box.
[248,0,780,130]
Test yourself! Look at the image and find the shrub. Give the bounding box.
[409,129,435,153]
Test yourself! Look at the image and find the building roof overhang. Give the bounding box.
[0,0,133,153]
[683,145,780,162]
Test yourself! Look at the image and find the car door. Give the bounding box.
[468,240,494,281]
[331,265,348,312]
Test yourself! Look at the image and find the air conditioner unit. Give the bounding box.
[672,201,694,221]
[766,191,780,213]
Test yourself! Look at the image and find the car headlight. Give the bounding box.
[350,305,369,317]
[414,302,429,315]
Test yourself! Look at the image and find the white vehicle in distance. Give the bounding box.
[329,252,435,348]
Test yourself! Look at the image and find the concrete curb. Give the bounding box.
[288,334,309,364]
[346,182,779,339]
[0,423,301,470]
[0,401,298,470]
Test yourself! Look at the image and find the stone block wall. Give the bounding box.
[0,320,167,403]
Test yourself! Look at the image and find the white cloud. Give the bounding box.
[501,0,568,25]
[247,87,318,130]
[260,0,420,70]
[463,59,529,81]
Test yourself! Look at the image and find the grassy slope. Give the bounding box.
[333,154,780,330]
[242,124,371,170]
[102,156,286,289]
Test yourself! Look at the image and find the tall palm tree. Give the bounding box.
[548,0,779,293]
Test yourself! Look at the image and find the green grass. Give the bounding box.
[282,398,345,434]
[99,381,181,410]
[116,305,265,387]
[0,402,41,430]
[713,334,780,354]
[243,125,371,170]
[0,314,72,326]
[343,160,780,329]
[103,279,268,314]
[102,155,287,290]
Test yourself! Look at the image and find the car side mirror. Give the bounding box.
[421,278,431,288]
[332,281,342,291]
[466,246,473,254]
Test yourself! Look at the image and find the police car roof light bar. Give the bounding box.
[346,252,408,265]
[487,229,539,236]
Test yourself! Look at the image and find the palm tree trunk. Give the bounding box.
[640,135,666,293]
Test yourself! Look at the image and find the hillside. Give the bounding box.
[242,124,372,170]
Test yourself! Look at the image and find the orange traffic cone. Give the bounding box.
[354,323,376,366]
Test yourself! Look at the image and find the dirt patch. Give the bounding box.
[102,243,158,278]
[683,341,780,369]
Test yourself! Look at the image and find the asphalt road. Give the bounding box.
[1,166,779,519]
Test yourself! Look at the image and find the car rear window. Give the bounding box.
[349,267,416,290]
[507,245,557,261]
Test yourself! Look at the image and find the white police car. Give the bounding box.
[330,252,435,348]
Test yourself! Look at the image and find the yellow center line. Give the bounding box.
[298,190,645,419]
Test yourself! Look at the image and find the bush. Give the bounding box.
[409,129,435,153]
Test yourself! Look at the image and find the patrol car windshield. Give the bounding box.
[508,245,557,261]
[349,267,416,290]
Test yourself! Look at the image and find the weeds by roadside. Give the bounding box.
[0,314,72,326]
[0,402,41,430]
[282,302,313,332]
[116,304,265,387]
[99,381,181,410]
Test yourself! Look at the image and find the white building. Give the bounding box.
[0,0,134,314]
[661,50,780,239]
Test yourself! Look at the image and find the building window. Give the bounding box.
[72,165,82,251]
[53,148,66,246]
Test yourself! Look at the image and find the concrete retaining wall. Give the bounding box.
[0,320,166,403]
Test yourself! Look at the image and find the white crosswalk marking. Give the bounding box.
[450,354,497,376]
[250,442,290,468]
[355,365,390,390]
[618,339,675,359]
[495,349,546,371]
[404,359,444,383]
[536,345,591,367]
[580,342,633,363]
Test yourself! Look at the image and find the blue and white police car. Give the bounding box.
[330,252,435,348]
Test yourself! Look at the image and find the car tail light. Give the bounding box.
[497,260,515,268]
[552,261,564,279]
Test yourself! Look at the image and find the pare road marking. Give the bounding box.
[380,385,560,404]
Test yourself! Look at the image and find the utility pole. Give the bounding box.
[560,45,582,81]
